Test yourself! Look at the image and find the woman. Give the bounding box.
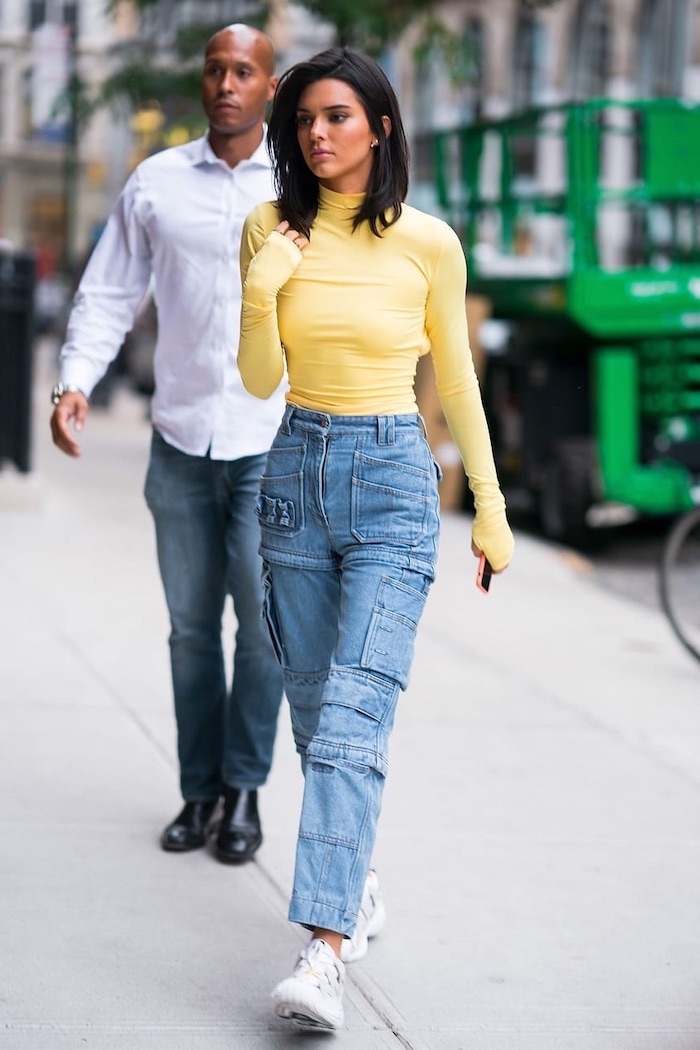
[238,47,513,1031]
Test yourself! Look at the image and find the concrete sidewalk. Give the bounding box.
[2,367,700,1049]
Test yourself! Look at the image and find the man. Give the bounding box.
[50,24,285,864]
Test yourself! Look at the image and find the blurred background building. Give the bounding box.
[0,1,136,327]
[0,0,698,321]
[0,0,698,527]
[399,0,700,210]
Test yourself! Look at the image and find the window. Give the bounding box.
[28,0,79,35]
[21,68,33,140]
[29,1,46,30]
[410,19,483,215]
[139,0,264,44]
[637,0,689,97]
[64,2,78,31]
[461,18,484,123]
[512,11,549,110]
[569,0,609,100]
[412,17,484,130]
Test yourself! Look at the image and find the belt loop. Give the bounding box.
[280,404,292,435]
[377,415,395,445]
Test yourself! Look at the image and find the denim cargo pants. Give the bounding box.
[257,405,441,936]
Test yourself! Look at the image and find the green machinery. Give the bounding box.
[433,98,700,546]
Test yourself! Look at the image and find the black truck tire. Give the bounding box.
[539,437,598,549]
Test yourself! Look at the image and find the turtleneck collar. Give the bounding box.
[318,184,366,212]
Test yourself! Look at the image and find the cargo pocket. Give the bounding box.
[255,446,305,538]
[361,576,427,689]
[351,451,431,546]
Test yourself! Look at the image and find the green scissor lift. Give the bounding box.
[433,98,700,546]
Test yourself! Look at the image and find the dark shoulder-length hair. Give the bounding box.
[267,47,409,238]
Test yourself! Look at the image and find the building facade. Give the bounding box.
[395,0,700,209]
[0,0,139,278]
[1,0,698,271]
[0,0,332,276]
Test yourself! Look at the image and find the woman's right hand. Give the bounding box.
[275,221,309,252]
[243,223,308,305]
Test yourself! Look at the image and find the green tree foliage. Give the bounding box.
[100,10,266,117]
[301,0,436,54]
[84,0,561,131]
[115,0,561,66]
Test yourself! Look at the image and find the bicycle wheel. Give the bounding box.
[659,507,700,663]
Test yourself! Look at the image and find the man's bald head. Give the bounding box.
[205,24,275,77]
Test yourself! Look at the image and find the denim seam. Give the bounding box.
[298,831,358,849]
[260,545,337,565]
[329,666,394,685]
[311,739,387,759]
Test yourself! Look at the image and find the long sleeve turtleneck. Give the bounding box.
[239,186,513,570]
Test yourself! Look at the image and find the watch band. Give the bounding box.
[51,382,85,405]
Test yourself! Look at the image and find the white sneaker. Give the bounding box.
[271,938,345,1031]
[340,868,386,963]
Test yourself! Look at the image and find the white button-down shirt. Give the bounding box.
[60,133,285,459]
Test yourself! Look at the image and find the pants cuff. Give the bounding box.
[288,895,355,937]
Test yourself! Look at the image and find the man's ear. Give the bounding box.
[267,76,279,102]
[381,115,392,139]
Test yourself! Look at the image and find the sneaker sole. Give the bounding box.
[274,1000,344,1031]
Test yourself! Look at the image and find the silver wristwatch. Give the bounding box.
[51,382,85,405]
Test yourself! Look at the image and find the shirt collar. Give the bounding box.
[194,128,271,170]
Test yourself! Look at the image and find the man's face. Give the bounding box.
[201,29,276,136]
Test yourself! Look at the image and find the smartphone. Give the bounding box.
[476,552,493,594]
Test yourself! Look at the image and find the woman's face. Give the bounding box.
[296,78,378,195]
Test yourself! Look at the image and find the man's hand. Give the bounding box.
[50,392,89,458]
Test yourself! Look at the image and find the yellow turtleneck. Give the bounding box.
[239,185,513,569]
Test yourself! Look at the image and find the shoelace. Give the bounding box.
[295,950,338,991]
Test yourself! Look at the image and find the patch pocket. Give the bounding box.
[361,576,427,690]
[351,451,430,546]
[256,446,305,538]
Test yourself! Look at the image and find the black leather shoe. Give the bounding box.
[215,788,262,864]
[160,801,218,852]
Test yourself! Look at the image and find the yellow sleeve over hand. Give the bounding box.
[239,208,301,399]
[426,232,514,571]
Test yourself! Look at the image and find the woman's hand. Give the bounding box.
[471,538,510,574]
[244,222,309,305]
[275,221,309,252]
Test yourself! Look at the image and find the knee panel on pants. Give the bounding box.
[307,667,398,778]
[285,667,327,755]
[360,575,427,690]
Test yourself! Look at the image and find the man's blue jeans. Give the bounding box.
[257,406,440,935]
[144,428,283,801]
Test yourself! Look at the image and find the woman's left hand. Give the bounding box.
[471,539,510,574]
